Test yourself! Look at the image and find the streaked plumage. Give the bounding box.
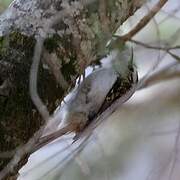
[58,47,138,134]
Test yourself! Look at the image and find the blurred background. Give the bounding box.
[0,0,11,13]
[1,0,180,180]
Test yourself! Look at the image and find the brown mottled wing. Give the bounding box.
[98,69,136,114]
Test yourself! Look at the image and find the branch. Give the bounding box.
[119,0,168,41]
[138,62,180,90]
[29,37,50,122]
[130,39,180,51]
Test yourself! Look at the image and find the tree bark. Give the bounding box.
[0,0,146,179]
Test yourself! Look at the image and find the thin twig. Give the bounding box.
[138,62,180,89]
[29,37,50,122]
[167,50,180,62]
[20,140,73,177]
[130,39,180,51]
[143,2,162,91]
[33,126,73,152]
[35,135,90,180]
[119,0,168,41]
[159,6,180,25]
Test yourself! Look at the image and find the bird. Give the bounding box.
[56,44,138,134]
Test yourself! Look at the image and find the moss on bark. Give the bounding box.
[0,32,76,170]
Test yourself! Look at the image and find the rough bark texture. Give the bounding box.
[0,0,146,179]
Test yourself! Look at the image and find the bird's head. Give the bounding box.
[107,37,135,78]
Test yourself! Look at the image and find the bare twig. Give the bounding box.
[35,135,90,180]
[129,38,180,90]
[0,125,47,179]
[138,62,180,89]
[130,39,180,63]
[159,6,180,25]
[130,39,180,51]
[119,0,168,41]
[130,27,180,53]
[29,37,50,122]
[143,2,162,90]
[33,126,74,152]
[167,51,180,62]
